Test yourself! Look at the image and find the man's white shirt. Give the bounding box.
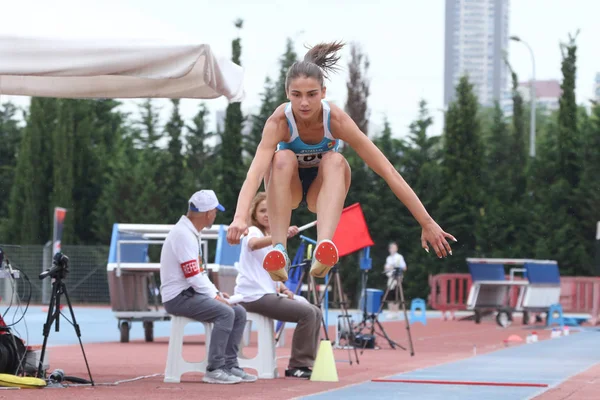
[160,216,218,303]
[385,253,406,275]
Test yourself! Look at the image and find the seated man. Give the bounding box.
[160,190,256,384]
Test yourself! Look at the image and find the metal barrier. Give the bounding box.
[559,277,600,324]
[428,273,471,319]
[0,243,109,305]
[429,272,600,325]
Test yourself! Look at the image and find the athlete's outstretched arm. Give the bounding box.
[331,107,456,258]
[227,115,283,245]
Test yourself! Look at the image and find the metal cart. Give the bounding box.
[466,258,561,327]
[107,223,240,342]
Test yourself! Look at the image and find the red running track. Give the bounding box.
[7,318,593,399]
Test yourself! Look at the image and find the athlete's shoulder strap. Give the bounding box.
[284,103,298,140]
[322,100,334,139]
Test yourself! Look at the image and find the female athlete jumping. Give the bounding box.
[226,41,456,282]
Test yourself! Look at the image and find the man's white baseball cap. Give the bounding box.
[188,190,225,212]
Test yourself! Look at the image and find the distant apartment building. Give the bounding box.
[518,79,561,114]
[444,0,510,108]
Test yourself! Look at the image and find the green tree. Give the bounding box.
[4,98,58,244]
[344,43,370,134]
[219,19,246,218]
[275,38,298,106]
[90,103,135,242]
[52,99,90,245]
[438,75,484,271]
[399,101,444,298]
[163,99,188,220]
[0,102,23,231]
[95,98,167,234]
[577,103,600,259]
[504,58,527,196]
[135,99,162,149]
[186,103,216,190]
[402,101,442,209]
[501,58,531,258]
[58,99,126,245]
[477,102,513,257]
[529,32,588,275]
[343,41,372,208]
[557,31,581,189]
[245,77,277,163]
[84,99,128,243]
[361,121,407,287]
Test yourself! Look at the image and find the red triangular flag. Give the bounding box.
[331,203,374,257]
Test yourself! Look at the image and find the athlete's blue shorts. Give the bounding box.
[298,167,319,206]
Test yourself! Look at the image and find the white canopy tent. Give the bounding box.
[0,0,244,101]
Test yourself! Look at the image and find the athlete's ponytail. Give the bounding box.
[285,41,345,91]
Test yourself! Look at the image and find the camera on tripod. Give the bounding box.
[390,266,405,280]
[36,251,94,384]
[39,253,69,281]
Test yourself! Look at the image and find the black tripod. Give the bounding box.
[37,254,94,385]
[318,265,360,365]
[375,268,415,356]
[355,268,403,352]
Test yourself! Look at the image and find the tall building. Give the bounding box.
[444,0,510,108]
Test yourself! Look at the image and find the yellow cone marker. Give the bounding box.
[310,340,339,382]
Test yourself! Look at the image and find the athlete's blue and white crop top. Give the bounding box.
[277,100,340,167]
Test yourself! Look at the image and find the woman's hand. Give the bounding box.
[215,293,231,306]
[421,220,457,258]
[287,225,300,238]
[279,284,294,299]
[227,217,249,245]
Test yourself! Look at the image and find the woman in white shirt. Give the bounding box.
[234,192,322,379]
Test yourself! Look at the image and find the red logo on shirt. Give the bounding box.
[181,260,201,278]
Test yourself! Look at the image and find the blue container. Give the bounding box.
[359,288,384,314]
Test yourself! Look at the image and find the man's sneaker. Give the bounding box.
[263,243,290,282]
[228,367,258,382]
[285,367,312,379]
[202,368,242,384]
[310,240,339,278]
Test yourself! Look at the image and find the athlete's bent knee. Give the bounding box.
[272,150,298,172]
[320,152,346,171]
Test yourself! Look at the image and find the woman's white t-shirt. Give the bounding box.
[234,226,278,303]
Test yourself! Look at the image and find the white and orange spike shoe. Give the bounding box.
[310,240,339,278]
[262,243,290,282]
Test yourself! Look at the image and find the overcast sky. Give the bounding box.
[3,0,598,139]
